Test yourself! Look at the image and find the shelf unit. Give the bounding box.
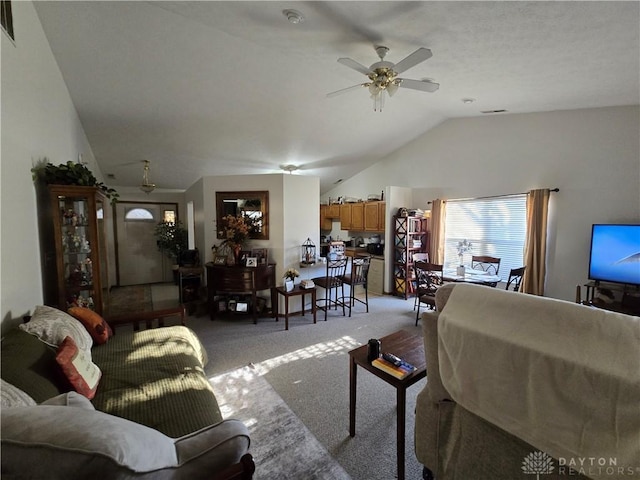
[392,215,428,299]
[37,185,110,314]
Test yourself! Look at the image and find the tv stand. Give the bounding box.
[576,281,640,316]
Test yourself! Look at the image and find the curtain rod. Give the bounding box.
[427,188,559,204]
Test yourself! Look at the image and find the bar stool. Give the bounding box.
[339,255,371,317]
[312,257,348,321]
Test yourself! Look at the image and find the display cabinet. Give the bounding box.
[392,215,428,299]
[37,185,110,314]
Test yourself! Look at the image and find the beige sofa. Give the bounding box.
[415,283,640,480]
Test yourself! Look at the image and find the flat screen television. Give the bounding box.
[588,224,640,286]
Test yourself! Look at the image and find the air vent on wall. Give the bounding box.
[481,109,508,114]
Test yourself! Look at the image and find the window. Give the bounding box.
[444,195,527,281]
[163,210,176,223]
[125,207,154,221]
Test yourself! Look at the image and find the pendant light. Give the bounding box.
[140,160,156,194]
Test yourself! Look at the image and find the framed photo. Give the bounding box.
[236,302,248,312]
[214,255,227,265]
[246,257,258,267]
[252,248,268,265]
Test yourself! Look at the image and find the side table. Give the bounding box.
[274,286,317,330]
[348,330,427,480]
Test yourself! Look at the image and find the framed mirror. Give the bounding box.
[216,191,269,240]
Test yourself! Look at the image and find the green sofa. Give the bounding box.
[1,322,254,479]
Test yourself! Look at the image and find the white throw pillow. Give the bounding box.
[40,391,95,409]
[0,379,36,408]
[19,305,93,353]
[1,406,178,475]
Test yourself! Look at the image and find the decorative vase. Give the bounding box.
[456,265,466,277]
[233,245,242,265]
[285,280,294,292]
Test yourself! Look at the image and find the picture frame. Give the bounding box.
[213,255,227,265]
[240,250,251,265]
[246,257,258,267]
[235,302,248,312]
[252,248,268,265]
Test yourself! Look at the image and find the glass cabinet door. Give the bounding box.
[56,194,98,310]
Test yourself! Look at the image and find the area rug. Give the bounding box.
[105,285,153,316]
[210,364,352,480]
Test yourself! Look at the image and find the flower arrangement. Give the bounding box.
[220,214,251,249]
[284,268,300,282]
[456,239,473,266]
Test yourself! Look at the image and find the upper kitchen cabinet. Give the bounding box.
[364,201,386,232]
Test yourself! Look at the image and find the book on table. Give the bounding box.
[371,357,417,379]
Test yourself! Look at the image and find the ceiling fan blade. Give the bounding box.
[337,57,373,76]
[398,78,440,93]
[327,83,368,98]
[392,47,433,74]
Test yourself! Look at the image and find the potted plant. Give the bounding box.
[456,239,473,276]
[154,221,188,282]
[283,268,300,292]
[31,159,119,204]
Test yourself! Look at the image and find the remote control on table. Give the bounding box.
[382,352,403,366]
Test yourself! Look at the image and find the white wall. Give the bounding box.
[1,2,104,328]
[186,173,320,285]
[325,106,640,301]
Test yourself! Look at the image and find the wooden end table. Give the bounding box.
[274,285,317,330]
[349,330,427,480]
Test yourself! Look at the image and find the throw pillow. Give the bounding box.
[55,336,102,399]
[40,391,95,410]
[1,406,178,476]
[0,379,37,408]
[67,307,113,344]
[20,305,93,352]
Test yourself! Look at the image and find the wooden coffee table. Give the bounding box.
[349,330,427,480]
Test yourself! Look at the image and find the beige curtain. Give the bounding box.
[428,199,446,265]
[522,189,551,295]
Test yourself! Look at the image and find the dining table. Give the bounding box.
[443,267,501,286]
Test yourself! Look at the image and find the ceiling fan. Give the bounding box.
[328,46,439,111]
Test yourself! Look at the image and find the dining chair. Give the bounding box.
[338,255,371,317]
[312,257,348,321]
[412,253,429,311]
[471,255,501,287]
[505,266,526,292]
[413,261,444,325]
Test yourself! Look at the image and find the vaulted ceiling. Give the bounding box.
[34,1,640,194]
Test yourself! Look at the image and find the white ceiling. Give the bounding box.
[34,1,640,194]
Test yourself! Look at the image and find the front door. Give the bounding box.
[115,202,177,285]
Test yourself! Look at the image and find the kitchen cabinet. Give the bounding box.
[364,201,386,232]
[326,204,340,218]
[350,203,364,230]
[368,257,385,295]
[320,205,332,230]
[340,204,352,229]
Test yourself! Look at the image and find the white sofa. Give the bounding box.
[415,283,640,480]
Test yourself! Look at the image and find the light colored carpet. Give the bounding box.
[210,364,352,480]
[151,283,427,480]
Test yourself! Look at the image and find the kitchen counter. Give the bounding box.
[345,247,384,259]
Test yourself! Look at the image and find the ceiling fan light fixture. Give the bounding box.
[280,164,299,174]
[139,160,156,194]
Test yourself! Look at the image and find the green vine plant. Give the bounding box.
[31,159,119,204]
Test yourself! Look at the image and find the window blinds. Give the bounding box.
[444,194,527,281]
